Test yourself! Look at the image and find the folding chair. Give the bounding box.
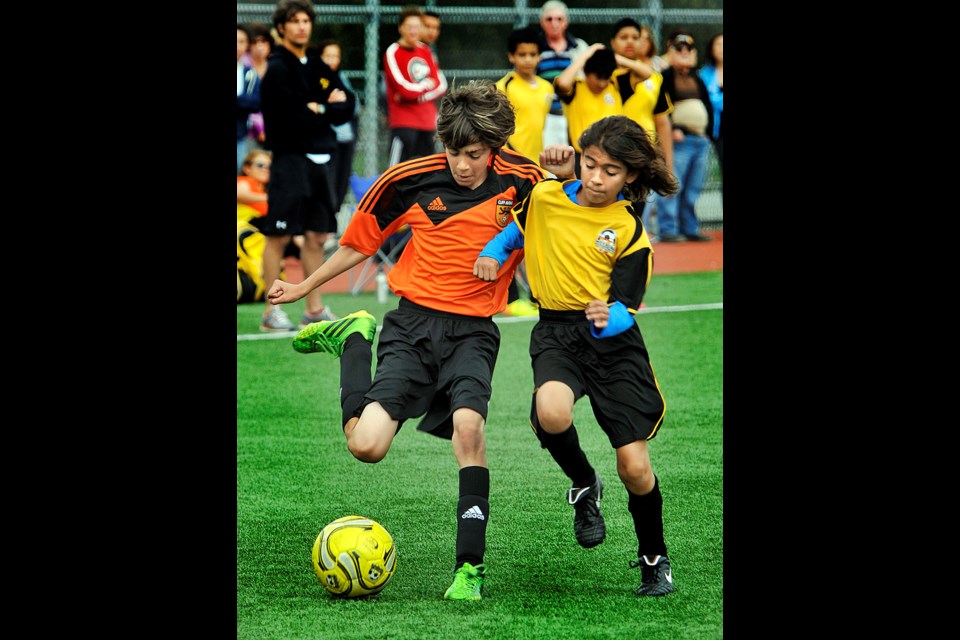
[347,174,412,295]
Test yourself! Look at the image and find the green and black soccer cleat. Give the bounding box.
[442,562,485,601]
[292,310,377,356]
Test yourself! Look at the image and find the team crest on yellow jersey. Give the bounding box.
[495,199,514,227]
[595,228,617,256]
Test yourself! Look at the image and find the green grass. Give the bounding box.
[237,271,722,639]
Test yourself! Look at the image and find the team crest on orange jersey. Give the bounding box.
[595,228,617,256]
[495,199,514,227]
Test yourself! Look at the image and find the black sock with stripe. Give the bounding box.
[455,466,489,569]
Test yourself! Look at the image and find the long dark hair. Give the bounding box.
[577,115,679,203]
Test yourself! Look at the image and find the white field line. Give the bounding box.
[237,302,722,342]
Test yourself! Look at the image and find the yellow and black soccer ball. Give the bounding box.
[312,515,397,598]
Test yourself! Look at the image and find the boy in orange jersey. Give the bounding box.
[265,80,549,601]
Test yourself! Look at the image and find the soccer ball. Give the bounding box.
[312,515,397,598]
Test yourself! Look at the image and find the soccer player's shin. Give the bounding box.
[532,395,593,485]
[627,475,667,557]
[454,466,489,568]
[339,334,373,427]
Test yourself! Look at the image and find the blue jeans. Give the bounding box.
[656,134,710,237]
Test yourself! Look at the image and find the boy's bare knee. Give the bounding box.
[347,440,386,463]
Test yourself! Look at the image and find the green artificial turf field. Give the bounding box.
[237,271,722,639]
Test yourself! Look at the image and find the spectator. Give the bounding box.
[258,0,357,331]
[419,9,445,154]
[237,150,271,224]
[244,22,272,78]
[495,26,553,318]
[266,80,548,601]
[496,27,554,163]
[699,32,723,192]
[244,23,274,151]
[554,44,631,177]
[609,18,672,239]
[384,6,447,167]
[472,115,680,597]
[319,39,361,224]
[609,19,670,157]
[237,24,261,174]
[655,30,713,243]
[420,9,441,52]
[535,1,589,148]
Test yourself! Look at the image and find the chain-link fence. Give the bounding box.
[238,1,723,228]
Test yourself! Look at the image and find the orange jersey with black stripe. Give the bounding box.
[340,151,546,316]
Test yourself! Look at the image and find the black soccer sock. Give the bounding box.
[540,424,595,488]
[339,333,373,427]
[627,475,668,557]
[454,466,490,569]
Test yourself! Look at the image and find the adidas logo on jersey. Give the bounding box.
[460,505,485,520]
[427,197,446,211]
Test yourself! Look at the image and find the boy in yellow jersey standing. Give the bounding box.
[495,26,555,317]
[554,44,651,177]
[496,27,555,165]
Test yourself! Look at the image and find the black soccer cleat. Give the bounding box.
[568,473,605,548]
[630,554,675,596]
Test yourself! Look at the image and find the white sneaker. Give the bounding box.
[260,306,296,332]
[300,306,338,327]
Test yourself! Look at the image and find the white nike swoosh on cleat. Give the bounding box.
[665,571,672,583]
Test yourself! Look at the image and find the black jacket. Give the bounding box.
[260,46,356,154]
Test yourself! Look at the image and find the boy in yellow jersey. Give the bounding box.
[495,26,554,317]
[554,44,651,176]
[609,18,672,168]
[496,27,555,165]
[473,115,680,597]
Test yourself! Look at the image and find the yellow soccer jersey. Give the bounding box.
[495,71,555,162]
[513,179,653,311]
[558,80,623,152]
[614,69,670,138]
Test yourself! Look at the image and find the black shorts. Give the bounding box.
[530,309,666,448]
[359,298,500,439]
[262,153,337,236]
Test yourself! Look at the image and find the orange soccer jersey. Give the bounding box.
[340,151,545,316]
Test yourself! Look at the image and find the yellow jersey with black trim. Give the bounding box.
[613,69,671,138]
[513,179,653,311]
[557,80,623,152]
[495,71,555,162]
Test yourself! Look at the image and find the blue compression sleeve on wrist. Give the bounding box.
[478,222,524,266]
[590,301,635,338]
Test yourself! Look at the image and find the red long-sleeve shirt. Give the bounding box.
[383,42,447,130]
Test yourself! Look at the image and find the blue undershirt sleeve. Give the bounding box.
[590,300,635,339]
[478,222,524,266]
